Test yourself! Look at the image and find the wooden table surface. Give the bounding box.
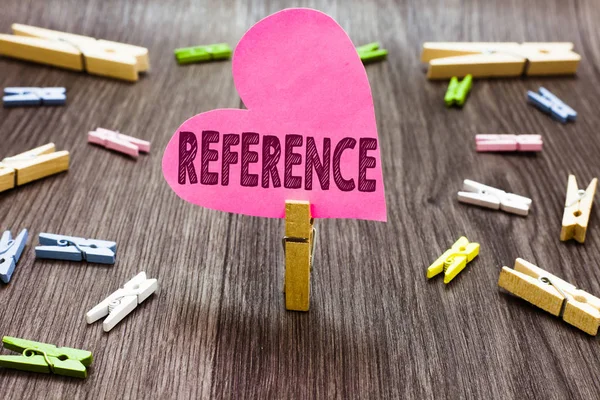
[1,1,600,399]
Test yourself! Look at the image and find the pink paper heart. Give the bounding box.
[162,8,386,221]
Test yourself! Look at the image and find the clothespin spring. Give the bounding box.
[483,48,531,75]
[0,239,16,256]
[444,252,463,271]
[566,189,587,208]
[108,293,135,313]
[56,37,88,72]
[521,58,530,76]
[538,276,570,317]
[282,227,318,270]
[23,348,55,373]
[108,299,122,313]
[55,239,91,260]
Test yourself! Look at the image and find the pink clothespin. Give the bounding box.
[88,128,150,158]
[475,134,542,152]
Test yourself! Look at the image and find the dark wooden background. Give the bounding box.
[1,0,600,399]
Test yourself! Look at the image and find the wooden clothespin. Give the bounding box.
[561,175,598,243]
[0,336,93,378]
[427,236,479,284]
[421,42,581,79]
[0,143,69,193]
[0,24,149,81]
[283,200,315,311]
[498,258,600,335]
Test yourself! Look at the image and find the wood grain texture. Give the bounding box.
[1,0,600,399]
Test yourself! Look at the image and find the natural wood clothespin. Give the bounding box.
[499,258,600,335]
[560,174,597,243]
[0,143,69,193]
[0,24,149,81]
[421,42,581,79]
[283,200,315,311]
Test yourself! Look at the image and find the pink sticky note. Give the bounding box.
[162,8,386,221]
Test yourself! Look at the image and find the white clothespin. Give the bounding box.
[458,179,532,216]
[86,272,157,332]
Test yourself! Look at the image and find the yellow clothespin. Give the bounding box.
[0,24,149,81]
[498,258,600,335]
[427,236,479,284]
[283,200,316,311]
[421,42,581,79]
[560,174,597,243]
[0,143,69,193]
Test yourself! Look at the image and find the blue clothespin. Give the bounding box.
[527,87,576,123]
[0,229,28,283]
[3,87,66,107]
[35,233,116,264]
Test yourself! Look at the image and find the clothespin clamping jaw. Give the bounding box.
[88,127,151,159]
[427,236,479,284]
[0,336,92,378]
[3,87,66,107]
[174,43,232,65]
[527,87,576,124]
[0,229,28,283]
[0,143,69,193]
[283,200,316,311]
[0,24,149,81]
[458,179,532,216]
[421,42,581,79]
[498,258,600,335]
[444,75,472,107]
[35,233,117,264]
[356,42,388,64]
[86,271,157,332]
[475,134,543,152]
[560,175,597,243]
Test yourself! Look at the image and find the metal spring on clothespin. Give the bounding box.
[566,189,587,208]
[539,276,570,317]
[23,348,55,373]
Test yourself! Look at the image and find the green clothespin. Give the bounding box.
[356,42,388,64]
[174,44,232,65]
[0,336,93,378]
[444,74,473,107]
